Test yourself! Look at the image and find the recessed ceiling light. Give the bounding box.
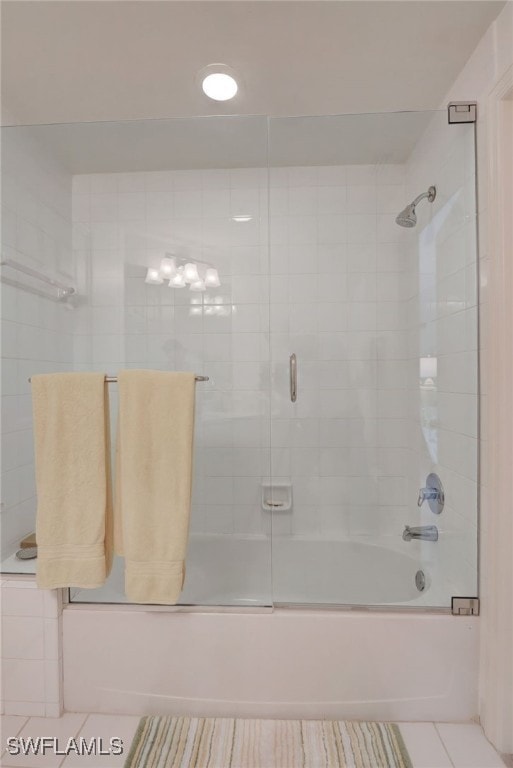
[202,72,238,101]
[232,215,252,223]
[199,64,239,102]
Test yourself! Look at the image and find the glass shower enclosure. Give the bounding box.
[0,109,478,609]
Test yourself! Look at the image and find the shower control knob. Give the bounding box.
[417,473,444,514]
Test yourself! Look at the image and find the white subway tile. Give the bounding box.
[90,193,117,222]
[3,701,46,717]
[2,659,45,702]
[1,617,45,659]
[346,164,377,186]
[43,659,62,703]
[317,215,346,244]
[316,166,347,186]
[317,186,346,215]
[117,173,146,193]
[118,193,145,221]
[89,174,118,194]
[1,585,44,617]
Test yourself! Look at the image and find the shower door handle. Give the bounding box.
[290,353,297,403]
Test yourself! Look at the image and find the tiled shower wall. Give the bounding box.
[269,164,412,540]
[0,130,74,559]
[71,167,271,539]
[404,115,478,597]
[71,163,411,542]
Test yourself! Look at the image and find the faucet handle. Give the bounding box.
[417,473,445,514]
[418,487,439,506]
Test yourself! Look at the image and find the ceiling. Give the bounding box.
[1,0,506,127]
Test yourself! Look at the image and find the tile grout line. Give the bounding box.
[434,723,456,767]
[56,711,91,768]
[1,716,29,765]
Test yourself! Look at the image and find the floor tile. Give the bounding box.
[61,714,140,767]
[2,713,87,768]
[1,716,29,739]
[436,723,505,768]
[399,723,453,768]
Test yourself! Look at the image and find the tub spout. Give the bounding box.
[403,525,438,542]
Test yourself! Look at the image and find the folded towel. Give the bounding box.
[32,373,113,589]
[115,370,196,604]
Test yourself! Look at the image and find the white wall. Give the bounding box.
[1,129,74,559]
[1,575,63,717]
[437,0,513,753]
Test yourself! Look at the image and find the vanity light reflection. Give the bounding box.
[145,255,222,293]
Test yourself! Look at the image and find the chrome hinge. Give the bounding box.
[448,102,477,124]
[452,597,480,616]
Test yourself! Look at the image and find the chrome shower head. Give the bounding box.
[395,203,417,228]
[395,186,436,228]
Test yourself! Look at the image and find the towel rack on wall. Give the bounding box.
[28,374,209,383]
[103,375,209,383]
[0,258,76,302]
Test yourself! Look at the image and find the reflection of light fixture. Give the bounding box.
[189,302,232,317]
[184,263,200,283]
[145,255,221,291]
[160,257,176,278]
[205,268,220,288]
[145,268,163,285]
[232,215,252,223]
[170,268,186,288]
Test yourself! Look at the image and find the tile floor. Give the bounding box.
[0,714,508,767]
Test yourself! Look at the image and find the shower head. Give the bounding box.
[396,203,417,228]
[395,186,436,228]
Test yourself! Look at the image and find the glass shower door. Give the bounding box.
[1,116,273,607]
[268,111,479,608]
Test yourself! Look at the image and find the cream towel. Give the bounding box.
[115,370,196,604]
[32,373,113,589]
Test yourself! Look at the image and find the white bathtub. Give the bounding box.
[63,536,477,722]
[272,538,433,605]
[63,606,478,721]
[71,534,437,607]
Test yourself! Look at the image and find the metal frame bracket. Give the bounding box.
[451,597,480,616]
[448,102,477,124]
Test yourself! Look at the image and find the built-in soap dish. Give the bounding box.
[261,482,292,512]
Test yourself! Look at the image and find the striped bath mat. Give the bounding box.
[124,716,412,768]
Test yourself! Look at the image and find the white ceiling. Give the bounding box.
[1,0,506,127]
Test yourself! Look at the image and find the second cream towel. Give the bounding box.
[115,370,196,604]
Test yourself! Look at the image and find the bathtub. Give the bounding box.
[71,533,437,607]
[63,535,477,721]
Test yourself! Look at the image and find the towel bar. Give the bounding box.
[28,374,209,383]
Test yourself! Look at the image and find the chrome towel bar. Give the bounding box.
[28,374,209,383]
[1,258,76,300]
